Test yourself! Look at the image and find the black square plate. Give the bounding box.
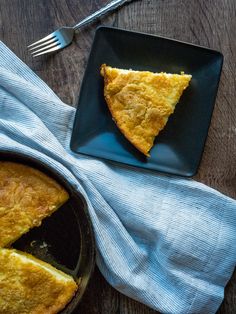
[71,26,223,177]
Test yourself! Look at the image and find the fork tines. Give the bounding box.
[28,33,61,57]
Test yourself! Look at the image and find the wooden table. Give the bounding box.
[1,0,235,313]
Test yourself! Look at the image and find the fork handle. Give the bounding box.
[73,0,132,30]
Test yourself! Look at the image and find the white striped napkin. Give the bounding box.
[0,42,235,314]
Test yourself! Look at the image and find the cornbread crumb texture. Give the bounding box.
[0,248,78,314]
[101,64,191,156]
[0,162,69,248]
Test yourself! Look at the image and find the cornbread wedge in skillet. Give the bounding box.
[0,248,78,314]
[0,162,69,248]
[101,64,192,156]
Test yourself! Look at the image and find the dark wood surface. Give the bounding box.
[0,0,235,313]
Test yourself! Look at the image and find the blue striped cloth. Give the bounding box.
[0,42,235,314]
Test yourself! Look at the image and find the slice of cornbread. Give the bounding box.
[0,248,78,314]
[101,64,191,156]
[0,162,69,247]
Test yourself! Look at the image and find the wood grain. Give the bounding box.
[0,0,235,313]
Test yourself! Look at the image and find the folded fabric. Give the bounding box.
[0,42,235,314]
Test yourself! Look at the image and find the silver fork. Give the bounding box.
[28,0,132,57]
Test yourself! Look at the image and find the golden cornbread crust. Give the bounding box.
[101,64,192,156]
[0,248,78,314]
[0,162,69,248]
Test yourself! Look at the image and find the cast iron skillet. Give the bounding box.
[0,150,95,313]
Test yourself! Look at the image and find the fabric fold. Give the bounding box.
[0,41,235,314]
